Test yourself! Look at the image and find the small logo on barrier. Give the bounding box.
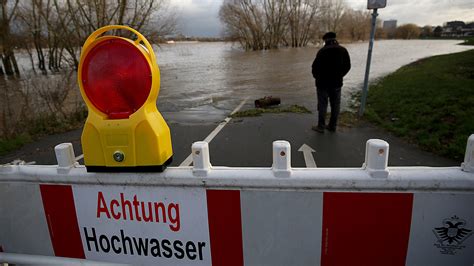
[433,215,473,255]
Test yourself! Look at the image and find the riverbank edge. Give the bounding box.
[460,37,474,45]
[0,109,86,156]
[363,48,474,161]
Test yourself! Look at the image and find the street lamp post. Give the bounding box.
[359,0,387,117]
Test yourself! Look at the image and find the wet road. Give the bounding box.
[0,113,459,167]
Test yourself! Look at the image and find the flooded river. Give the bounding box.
[1,40,472,127]
[156,40,472,124]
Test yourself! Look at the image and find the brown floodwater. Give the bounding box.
[156,40,472,124]
[1,40,471,128]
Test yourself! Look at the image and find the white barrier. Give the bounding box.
[1,137,474,266]
[462,134,474,173]
[55,143,77,169]
[0,252,127,265]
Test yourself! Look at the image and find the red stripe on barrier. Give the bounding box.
[206,190,244,266]
[40,184,85,259]
[321,192,413,266]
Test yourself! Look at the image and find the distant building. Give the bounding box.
[442,21,474,37]
[446,21,465,28]
[383,20,397,30]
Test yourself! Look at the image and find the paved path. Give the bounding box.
[0,112,459,168]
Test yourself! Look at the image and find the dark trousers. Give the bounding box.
[317,86,341,129]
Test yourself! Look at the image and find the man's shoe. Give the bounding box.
[312,125,325,133]
[326,126,336,132]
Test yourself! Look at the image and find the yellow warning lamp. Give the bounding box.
[78,25,172,172]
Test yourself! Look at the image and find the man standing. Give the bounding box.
[311,32,351,133]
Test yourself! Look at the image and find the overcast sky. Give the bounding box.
[170,0,474,37]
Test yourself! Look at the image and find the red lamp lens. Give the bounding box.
[82,38,152,119]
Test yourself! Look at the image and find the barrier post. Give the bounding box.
[272,141,291,178]
[54,143,76,170]
[364,139,389,178]
[462,134,474,173]
[192,141,211,176]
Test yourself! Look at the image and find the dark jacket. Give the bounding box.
[311,41,351,88]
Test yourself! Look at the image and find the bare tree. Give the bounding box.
[64,0,177,66]
[221,0,367,50]
[262,0,287,49]
[0,0,20,75]
[396,24,421,39]
[13,0,177,73]
[17,1,48,73]
[420,25,433,38]
[220,0,266,50]
[340,9,371,41]
[286,0,321,47]
[319,0,345,34]
[220,0,322,50]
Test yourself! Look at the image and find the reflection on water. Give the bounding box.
[156,40,472,124]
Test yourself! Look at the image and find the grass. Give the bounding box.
[365,49,474,160]
[460,37,474,46]
[336,112,361,128]
[232,104,362,128]
[0,134,32,156]
[231,104,311,118]
[0,109,87,156]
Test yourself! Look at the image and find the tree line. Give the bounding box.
[0,0,176,76]
[378,23,467,40]
[219,0,373,50]
[377,24,423,40]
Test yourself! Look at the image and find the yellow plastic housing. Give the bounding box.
[78,25,172,171]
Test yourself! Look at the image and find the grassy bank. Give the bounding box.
[365,49,474,160]
[0,109,86,156]
[461,37,474,46]
[231,105,311,118]
[0,71,85,157]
